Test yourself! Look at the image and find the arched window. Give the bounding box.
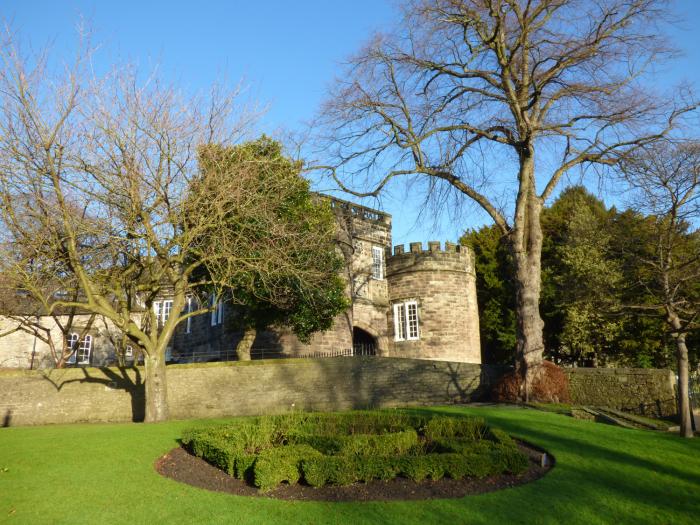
[66,333,92,365]
[66,333,79,364]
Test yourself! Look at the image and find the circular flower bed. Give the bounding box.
[180,411,530,493]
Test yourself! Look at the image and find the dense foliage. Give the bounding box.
[192,137,349,345]
[181,411,528,491]
[462,186,699,368]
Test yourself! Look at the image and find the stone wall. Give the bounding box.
[0,358,499,427]
[565,367,677,417]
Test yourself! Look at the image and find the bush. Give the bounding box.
[493,361,571,403]
[340,429,418,456]
[424,416,488,442]
[181,410,530,490]
[253,444,321,491]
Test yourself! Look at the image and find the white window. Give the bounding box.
[185,296,193,334]
[153,300,173,327]
[210,294,224,326]
[125,345,133,358]
[371,246,384,280]
[66,333,79,364]
[393,300,419,341]
[67,333,92,364]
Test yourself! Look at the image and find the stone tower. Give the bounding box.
[386,241,481,363]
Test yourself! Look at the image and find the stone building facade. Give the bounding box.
[168,196,481,364]
[0,196,482,368]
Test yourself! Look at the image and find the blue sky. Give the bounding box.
[3,0,699,245]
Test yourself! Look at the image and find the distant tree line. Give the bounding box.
[463,186,699,370]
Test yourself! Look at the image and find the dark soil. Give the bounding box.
[155,442,553,501]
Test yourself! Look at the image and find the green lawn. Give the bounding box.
[1,406,698,524]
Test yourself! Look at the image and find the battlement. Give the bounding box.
[386,241,475,276]
[390,241,468,256]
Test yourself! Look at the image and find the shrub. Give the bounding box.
[424,416,488,442]
[234,454,257,480]
[340,430,418,456]
[253,444,321,492]
[181,410,531,490]
[493,361,571,403]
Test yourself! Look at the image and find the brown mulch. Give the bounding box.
[155,442,553,501]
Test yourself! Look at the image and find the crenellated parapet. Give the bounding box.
[387,241,475,277]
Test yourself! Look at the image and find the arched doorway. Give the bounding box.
[352,327,377,356]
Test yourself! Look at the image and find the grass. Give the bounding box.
[0,406,699,524]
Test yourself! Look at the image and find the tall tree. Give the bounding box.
[0,34,342,421]
[316,0,695,398]
[541,187,623,366]
[619,140,700,438]
[193,139,348,361]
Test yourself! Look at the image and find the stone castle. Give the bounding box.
[0,196,482,368]
[168,196,482,364]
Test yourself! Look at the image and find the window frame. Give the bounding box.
[371,246,384,280]
[210,294,224,326]
[393,300,420,341]
[153,300,173,327]
[185,296,193,334]
[67,333,92,365]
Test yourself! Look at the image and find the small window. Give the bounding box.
[124,345,133,358]
[66,333,79,364]
[393,300,419,341]
[153,300,173,327]
[185,297,193,334]
[67,333,92,364]
[210,294,224,326]
[371,246,384,280]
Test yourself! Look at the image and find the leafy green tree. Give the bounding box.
[464,185,693,370]
[541,188,623,366]
[194,138,348,360]
[460,226,515,364]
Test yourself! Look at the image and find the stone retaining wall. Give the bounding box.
[0,361,677,427]
[0,358,499,427]
[565,367,676,417]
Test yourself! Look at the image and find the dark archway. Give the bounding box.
[352,327,376,356]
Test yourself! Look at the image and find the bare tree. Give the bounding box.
[314,0,696,398]
[620,140,699,437]
[0,29,341,421]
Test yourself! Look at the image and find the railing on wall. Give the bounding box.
[170,345,378,364]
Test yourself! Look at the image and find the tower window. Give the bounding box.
[393,300,419,341]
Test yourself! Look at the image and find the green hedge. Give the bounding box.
[181,410,529,490]
[254,444,322,491]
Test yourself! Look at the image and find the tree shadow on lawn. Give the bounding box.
[415,406,700,520]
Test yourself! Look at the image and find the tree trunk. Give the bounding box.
[670,314,694,438]
[144,353,169,422]
[510,152,546,401]
[235,326,256,361]
[512,247,546,401]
